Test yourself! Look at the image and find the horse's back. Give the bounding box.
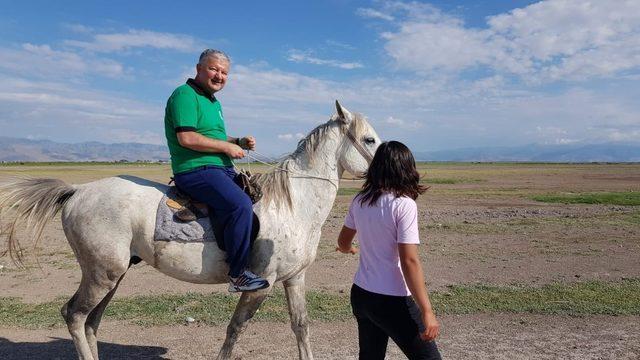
[60,176,166,264]
[64,176,166,221]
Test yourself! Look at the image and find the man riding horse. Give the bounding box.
[164,49,269,292]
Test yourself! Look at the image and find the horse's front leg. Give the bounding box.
[216,286,272,360]
[283,272,313,360]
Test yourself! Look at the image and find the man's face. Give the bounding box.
[195,57,229,94]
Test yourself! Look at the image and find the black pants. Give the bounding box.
[351,284,442,360]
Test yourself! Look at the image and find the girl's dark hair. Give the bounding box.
[358,141,427,206]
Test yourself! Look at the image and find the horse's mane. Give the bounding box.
[254,113,368,210]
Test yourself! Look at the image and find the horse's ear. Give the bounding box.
[335,100,353,124]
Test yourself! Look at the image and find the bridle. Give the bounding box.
[240,120,375,189]
[343,125,374,164]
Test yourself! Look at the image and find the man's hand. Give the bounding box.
[240,136,256,150]
[226,143,245,159]
[420,311,440,341]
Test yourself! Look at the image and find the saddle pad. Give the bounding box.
[153,187,216,243]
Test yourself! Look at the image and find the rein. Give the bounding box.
[237,125,371,189]
[242,150,340,189]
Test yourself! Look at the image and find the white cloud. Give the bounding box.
[287,49,363,69]
[220,64,448,131]
[0,75,162,143]
[386,116,403,125]
[385,116,421,130]
[64,29,201,53]
[61,23,94,34]
[224,64,338,107]
[478,87,640,146]
[605,129,640,142]
[536,126,567,135]
[277,133,305,141]
[555,138,579,145]
[325,40,356,51]
[356,8,395,21]
[376,0,640,82]
[536,126,580,144]
[0,76,155,120]
[370,2,448,23]
[0,43,125,79]
[382,21,493,73]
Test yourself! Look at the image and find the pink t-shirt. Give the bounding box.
[344,192,421,296]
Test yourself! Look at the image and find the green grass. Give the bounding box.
[0,290,352,328]
[420,177,485,184]
[427,188,531,197]
[424,211,640,235]
[337,188,361,196]
[421,178,457,184]
[437,279,640,315]
[2,280,639,329]
[625,211,640,225]
[531,191,640,206]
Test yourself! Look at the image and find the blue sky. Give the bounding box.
[1,0,639,156]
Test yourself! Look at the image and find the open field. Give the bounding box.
[1,162,639,359]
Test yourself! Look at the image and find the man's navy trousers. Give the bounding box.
[173,165,252,278]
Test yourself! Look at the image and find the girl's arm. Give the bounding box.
[398,243,440,341]
[336,226,358,254]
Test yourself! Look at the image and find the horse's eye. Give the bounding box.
[364,137,375,145]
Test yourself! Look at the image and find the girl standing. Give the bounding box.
[337,141,442,360]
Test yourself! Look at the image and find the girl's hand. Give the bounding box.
[420,311,440,341]
[336,226,357,255]
[335,245,358,254]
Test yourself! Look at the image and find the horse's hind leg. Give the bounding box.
[84,270,128,359]
[216,287,272,360]
[61,263,128,360]
[283,272,313,360]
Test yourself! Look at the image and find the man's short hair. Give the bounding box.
[199,49,231,65]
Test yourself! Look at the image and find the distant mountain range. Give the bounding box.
[0,137,170,162]
[0,137,638,162]
[414,143,640,162]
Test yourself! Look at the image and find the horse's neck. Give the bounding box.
[288,133,343,223]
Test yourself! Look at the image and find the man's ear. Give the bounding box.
[335,100,353,125]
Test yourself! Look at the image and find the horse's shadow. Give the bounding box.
[0,337,168,359]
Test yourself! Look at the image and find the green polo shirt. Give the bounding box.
[164,79,233,174]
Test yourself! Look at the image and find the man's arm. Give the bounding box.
[177,131,245,159]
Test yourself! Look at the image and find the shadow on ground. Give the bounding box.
[0,337,168,359]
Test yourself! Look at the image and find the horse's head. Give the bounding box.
[334,101,381,177]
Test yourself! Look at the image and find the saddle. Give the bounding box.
[167,169,262,222]
[165,192,209,222]
[158,169,262,251]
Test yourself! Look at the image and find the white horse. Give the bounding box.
[0,102,380,360]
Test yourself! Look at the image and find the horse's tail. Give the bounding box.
[0,177,76,266]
